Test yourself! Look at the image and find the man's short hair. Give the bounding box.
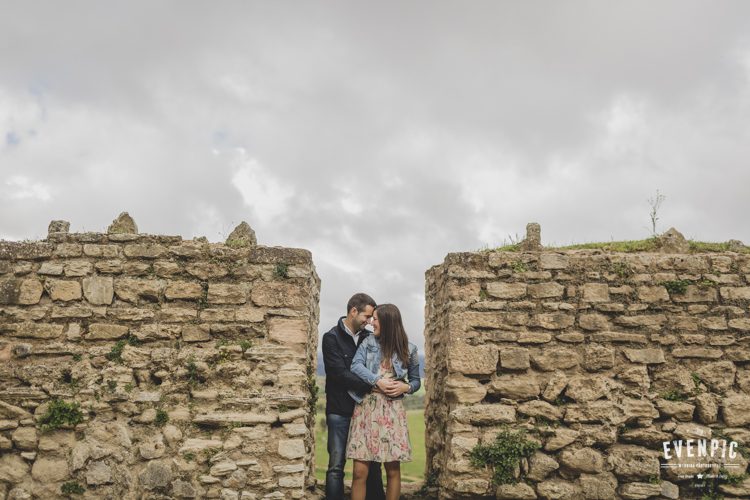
[346,293,376,314]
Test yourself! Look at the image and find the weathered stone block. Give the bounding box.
[542,371,568,402]
[540,253,569,270]
[18,279,43,305]
[490,374,540,400]
[723,394,750,426]
[0,454,29,483]
[182,324,211,342]
[583,344,615,372]
[672,422,712,440]
[114,278,164,303]
[619,427,671,448]
[583,283,610,302]
[268,318,308,345]
[672,347,723,359]
[618,482,662,500]
[235,305,265,322]
[559,447,604,474]
[518,331,553,344]
[31,457,69,482]
[494,483,536,499]
[9,323,64,339]
[563,401,623,425]
[448,342,498,375]
[448,281,481,301]
[615,314,666,328]
[500,347,530,370]
[536,479,582,500]
[729,318,750,331]
[165,281,203,300]
[532,348,580,371]
[637,286,669,302]
[565,376,608,402]
[531,313,575,330]
[579,472,618,500]
[45,279,82,301]
[528,282,564,298]
[139,460,173,490]
[159,306,197,322]
[450,403,516,425]
[527,452,560,481]
[486,282,527,299]
[208,284,247,304]
[578,313,609,331]
[701,316,728,330]
[277,439,305,459]
[82,276,114,305]
[623,348,665,364]
[250,282,306,308]
[86,323,129,340]
[672,285,717,303]
[695,393,718,424]
[606,445,660,480]
[655,399,695,421]
[10,427,37,450]
[518,400,563,421]
[720,286,750,300]
[124,243,168,258]
[193,412,277,426]
[591,332,648,344]
[695,361,736,393]
[64,260,93,276]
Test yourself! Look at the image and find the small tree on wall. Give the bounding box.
[647,189,666,236]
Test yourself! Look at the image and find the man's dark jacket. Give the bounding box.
[322,317,372,416]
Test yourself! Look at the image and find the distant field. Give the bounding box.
[314,376,426,484]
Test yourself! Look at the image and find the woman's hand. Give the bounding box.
[377,379,410,398]
[375,378,397,394]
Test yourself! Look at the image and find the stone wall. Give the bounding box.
[0,215,320,499]
[425,237,750,499]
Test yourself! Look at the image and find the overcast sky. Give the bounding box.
[2,1,750,352]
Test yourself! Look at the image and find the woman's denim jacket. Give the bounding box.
[348,334,421,404]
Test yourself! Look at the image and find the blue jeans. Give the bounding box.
[325,413,385,500]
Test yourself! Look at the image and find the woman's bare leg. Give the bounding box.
[351,459,370,500]
[384,461,401,500]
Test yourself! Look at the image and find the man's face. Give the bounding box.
[350,305,374,332]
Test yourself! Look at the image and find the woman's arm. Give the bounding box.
[350,339,383,387]
[406,345,421,394]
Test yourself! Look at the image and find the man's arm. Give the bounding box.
[321,333,372,393]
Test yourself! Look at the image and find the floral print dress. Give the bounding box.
[346,361,412,462]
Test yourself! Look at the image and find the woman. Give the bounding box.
[346,303,421,500]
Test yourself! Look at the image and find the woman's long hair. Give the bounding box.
[375,304,409,367]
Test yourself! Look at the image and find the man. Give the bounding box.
[322,293,385,500]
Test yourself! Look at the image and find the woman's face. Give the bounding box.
[371,310,381,337]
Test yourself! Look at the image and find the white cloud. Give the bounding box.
[2,2,750,353]
[4,175,52,201]
[230,151,294,226]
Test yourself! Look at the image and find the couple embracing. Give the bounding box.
[321,293,421,500]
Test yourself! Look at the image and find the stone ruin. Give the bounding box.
[424,224,750,499]
[0,213,320,499]
[4,214,750,500]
